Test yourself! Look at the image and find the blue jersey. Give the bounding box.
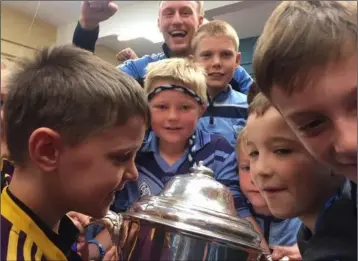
[72,22,253,94]
[198,85,248,146]
[253,212,301,246]
[111,128,250,218]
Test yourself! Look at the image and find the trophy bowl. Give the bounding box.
[87,162,266,261]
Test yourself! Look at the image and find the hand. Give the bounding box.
[67,211,91,230]
[116,48,138,63]
[75,232,89,260]
[103,245,119,261]
[80,0,118,30]
[271,244,302,261]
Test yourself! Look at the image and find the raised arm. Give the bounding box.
[73,1,118,52]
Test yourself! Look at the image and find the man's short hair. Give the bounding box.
[144,57,208,104]
[253,1,357,97]
[4,45,150,165]
[159,1,205,16]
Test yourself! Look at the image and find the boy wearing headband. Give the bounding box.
[114,57,248,217]
[85,58,264,259]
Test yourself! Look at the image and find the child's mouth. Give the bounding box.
[165,127,182,130]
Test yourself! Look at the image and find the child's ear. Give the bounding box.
[198,104,207,117]
[28,128,62,173]
[236,52,241,66]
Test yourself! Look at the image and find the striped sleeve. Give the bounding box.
[1,216,45,261]
[212,138,251,218]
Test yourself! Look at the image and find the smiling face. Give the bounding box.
[149,79,204,147]
[158,1,203,56]
[245,107,340,219]
[193,35,240,97]
[270,54,357,182]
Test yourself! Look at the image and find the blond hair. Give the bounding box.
[159,1,205,16]
[4,45,150,165]
[253,1,357,97]
[191,20,239,53]
[144,58,208,104]
[248,92,272,117]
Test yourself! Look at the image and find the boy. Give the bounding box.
[237,128,302,260]
[0,66,14,192]
[115,57,249,216]
[191,20,248,146]
[1,45,150,261]
[252,1,357,183]
[245,93,357,260]
[87,58,262,259]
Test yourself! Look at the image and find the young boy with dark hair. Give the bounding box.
[1,45,150,261]
[0,66,14,192]
[253,1,357,183]
[246,93,357,260]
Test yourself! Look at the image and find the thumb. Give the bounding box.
[107,2,119,13]
[103,246,118,261]
[271,246,287,260]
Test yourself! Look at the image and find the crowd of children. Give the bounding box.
[1,1,357,261]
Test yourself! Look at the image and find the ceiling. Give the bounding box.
[1,1,138,26]
[2,1,281,58]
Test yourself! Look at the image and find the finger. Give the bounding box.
[271,248,285,260]
[103,246,117,261]
[287,253,302,261]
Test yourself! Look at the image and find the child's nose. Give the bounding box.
[123,160,139,182]
[167,108,179,120]
[212,55,221,67]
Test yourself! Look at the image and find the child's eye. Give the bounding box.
[200,52,211,58]
[297,118,327,136]
[248,151,258,158]
[240,165,250,172]
[111,153,133,165]
[153,104,167,110]
[180,105,191,110]
[222,51,233,58]
[273,148,292,155]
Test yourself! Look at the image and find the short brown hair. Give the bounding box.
[248,92,272,117]
[253,1,357,97]
[191,20,239,53]
[144,58,208,104]
[247,81,259,105]
[4,45,150,165]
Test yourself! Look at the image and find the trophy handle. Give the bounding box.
[86,210,123,246]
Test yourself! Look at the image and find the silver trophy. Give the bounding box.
[88,162,269,261]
